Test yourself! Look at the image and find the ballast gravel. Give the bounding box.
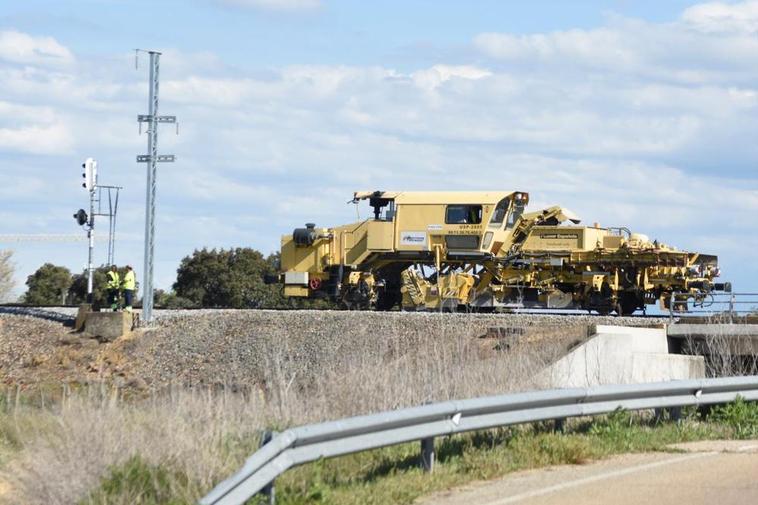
[0,308,665,389]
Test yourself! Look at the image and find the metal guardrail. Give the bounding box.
[200,376,758,505]
[670,292,758,322]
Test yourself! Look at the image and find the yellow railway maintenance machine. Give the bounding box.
[276,191,728,314]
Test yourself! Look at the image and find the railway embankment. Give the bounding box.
[1,308,662,391]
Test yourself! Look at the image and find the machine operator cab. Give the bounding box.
[351,190,532,257]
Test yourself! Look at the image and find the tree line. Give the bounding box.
[12,247,325,309]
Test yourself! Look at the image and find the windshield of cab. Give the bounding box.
[507,201,525,229]
[489,198,510,226]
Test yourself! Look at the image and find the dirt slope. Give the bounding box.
[0,309,662,391]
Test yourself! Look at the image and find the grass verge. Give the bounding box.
[82,403,758,505]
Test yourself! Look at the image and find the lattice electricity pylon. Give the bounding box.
[136,49,177,323]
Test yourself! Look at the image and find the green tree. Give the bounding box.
[69,267,109,307]
[153,288,197,309]
[0,250,14,302]
[23,263,73,305]
[173,247,285,308]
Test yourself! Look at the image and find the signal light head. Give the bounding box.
[73,208,88,226]
[81,157,97,191]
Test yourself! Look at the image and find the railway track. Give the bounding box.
[0,303,732,321]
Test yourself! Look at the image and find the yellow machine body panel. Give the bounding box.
[522,226,607,252]
[366,220,394,251]
[280,230,330,274]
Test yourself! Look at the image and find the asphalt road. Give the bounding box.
[419,440,758,505]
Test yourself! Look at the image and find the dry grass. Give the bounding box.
[1,387,264,505]
[2,311,756,504]
[261,318,569,424]
[678,326,758,378]
[0,318,568,505]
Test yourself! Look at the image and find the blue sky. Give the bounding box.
[1,0,757,299]
[2,1,703,67]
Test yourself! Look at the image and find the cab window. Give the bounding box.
[489,198,510,226]
[446,205,482,224]
[506,202,525,229]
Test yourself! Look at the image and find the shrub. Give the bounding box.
[710,397,758,439]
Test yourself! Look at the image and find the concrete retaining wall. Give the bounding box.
[539,325,705,388]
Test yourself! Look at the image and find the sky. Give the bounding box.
[1,0,757,299]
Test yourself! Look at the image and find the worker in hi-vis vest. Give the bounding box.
[106,265,121,311]
[122,265,136,312]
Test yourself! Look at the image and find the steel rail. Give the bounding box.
[200,376,758,505]
[0,306,665,319]
[0,304,672,318]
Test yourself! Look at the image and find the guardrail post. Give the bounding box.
[654,407,682,424]
[260,430,276,504]
[553,418,566,433]
[669,407,682,423]
[420,437,435,473]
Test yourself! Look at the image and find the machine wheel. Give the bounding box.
[376,266,403,311]
[376,288,400,311]
[589,282,612,315]
[340,280,374,310]
[616,293,639,316]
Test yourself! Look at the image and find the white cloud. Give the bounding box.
[0,30,73,66]
[411,65,492,90]
[474,27,635,69]
[0,101,74,154]
[163,77,255,107]
[474,9,758,84]
[682,0,758,33]
[0,122,73,155]
[280,65,397,97]
[216,0,320,11]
